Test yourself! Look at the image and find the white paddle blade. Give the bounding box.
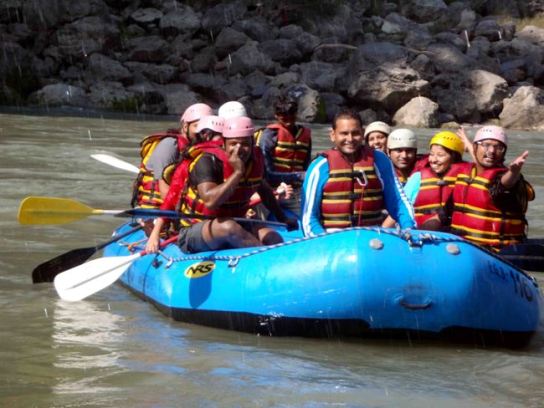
[54,253,142,301]
[91,153,140,174]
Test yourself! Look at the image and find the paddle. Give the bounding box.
[32,224,144,284]
[18,197,288,228]
[54,235,178,302]
[498,238,544,272]
[118,208,289,228]
[18,196,124,225]
[91,153,139,174]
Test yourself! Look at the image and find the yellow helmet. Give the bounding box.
[429,131,464,155]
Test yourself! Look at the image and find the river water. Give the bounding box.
[1,112,543,407]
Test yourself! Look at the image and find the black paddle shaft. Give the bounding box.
[32,224,143,283]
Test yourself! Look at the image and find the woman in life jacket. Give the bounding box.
[399,131,466,231]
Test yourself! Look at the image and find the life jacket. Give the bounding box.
[413,163,463,227]
[173,143,264,227]
[450,163,527,248]
[131,130,189,208]
[320,147,385,228]
[265,123,311,173]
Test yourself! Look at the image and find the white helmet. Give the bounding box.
[387,129,417,150]
[218,101,247,119]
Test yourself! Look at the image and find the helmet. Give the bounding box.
[180,103,213,123]
[222,116,255,138]
[364,121,391,138]
[195,115,224,134]
[218,101,247,119]
[429,131,464,156]
[387,129,417,150]
[473,125,508,146]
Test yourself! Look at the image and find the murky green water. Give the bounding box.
[1,113,543,407]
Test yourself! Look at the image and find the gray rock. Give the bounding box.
[245,71,269,98]
[30,83,89,107]
[474,18,503,41]
[88,53,132,84]
[55,16,120,60]
[190,46,217,73]
[259,38,302,65]
[130,8,163,25]
[348,64,430,113]
[88,80,136,109]
[159,7,201,37]
[222,77,249,100]
[215,27,250,58]
[393,96,439,128]
[184,73,227,101]
[125,61,178,84]
[202,1,247,37]
[468,69,509,115]
[426,43,473,73]
[313,43,355,63]
[399,0,448,24]
[269,72,300,89]
[127,35,170,63]
[516,25,544,45]
[499,85,544,130]
[233,16,278,42]
[320,92,346,122]
[299,61,344,92]
[286,83,320,123]
[226,41,275,76]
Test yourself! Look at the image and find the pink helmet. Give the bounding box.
[195,115,224,134]
[180,103,213,123]
[473,125,508,146]
[222,116,255,138]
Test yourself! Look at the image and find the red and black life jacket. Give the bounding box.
[265,123,311,173]
[450,163,527,248]
[320,147,385,228]
[131,130,188,208]
[413,163,463,227]
[168,142,264,227]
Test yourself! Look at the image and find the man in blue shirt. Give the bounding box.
[301,109,415,236]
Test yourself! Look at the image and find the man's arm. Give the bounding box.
[374,151,416,229]
[301,157,328,236]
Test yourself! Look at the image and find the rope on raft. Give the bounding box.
[118,226,539,286]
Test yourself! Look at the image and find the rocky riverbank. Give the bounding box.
[1,0,544,130]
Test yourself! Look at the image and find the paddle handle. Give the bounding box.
[96,225,144,251]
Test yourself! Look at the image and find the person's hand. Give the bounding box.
[276,182,293,200]
[228,144,245,174]
[508,150,529,175]
[145,234,160,253]
[456,126,471,153]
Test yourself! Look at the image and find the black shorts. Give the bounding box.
[177,222,210,253]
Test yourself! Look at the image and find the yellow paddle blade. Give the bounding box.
[17,196,104,225]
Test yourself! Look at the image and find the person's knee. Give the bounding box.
[260,229,283,246]
[213,218,244,240]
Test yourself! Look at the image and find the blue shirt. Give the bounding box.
[301,149,416,236]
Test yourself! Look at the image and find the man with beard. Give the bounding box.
[450,125,534,250]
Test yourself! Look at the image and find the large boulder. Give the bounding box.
[259,38,303,65]
[214,27,249,59]
[225,41,275,75]
[88,53,132,84]
[468,69,509,116]
[399,0,448,24]
[392,96,439,128]
[127,35,171,63]
[29,83,89,107]
[499,86,544,130]
[159,7,201,37]
[348,64,430,113]
[55,16,120,60]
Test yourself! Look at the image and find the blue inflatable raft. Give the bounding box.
[104,223,542,347]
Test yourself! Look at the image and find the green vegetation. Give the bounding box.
[111,96,143,113]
